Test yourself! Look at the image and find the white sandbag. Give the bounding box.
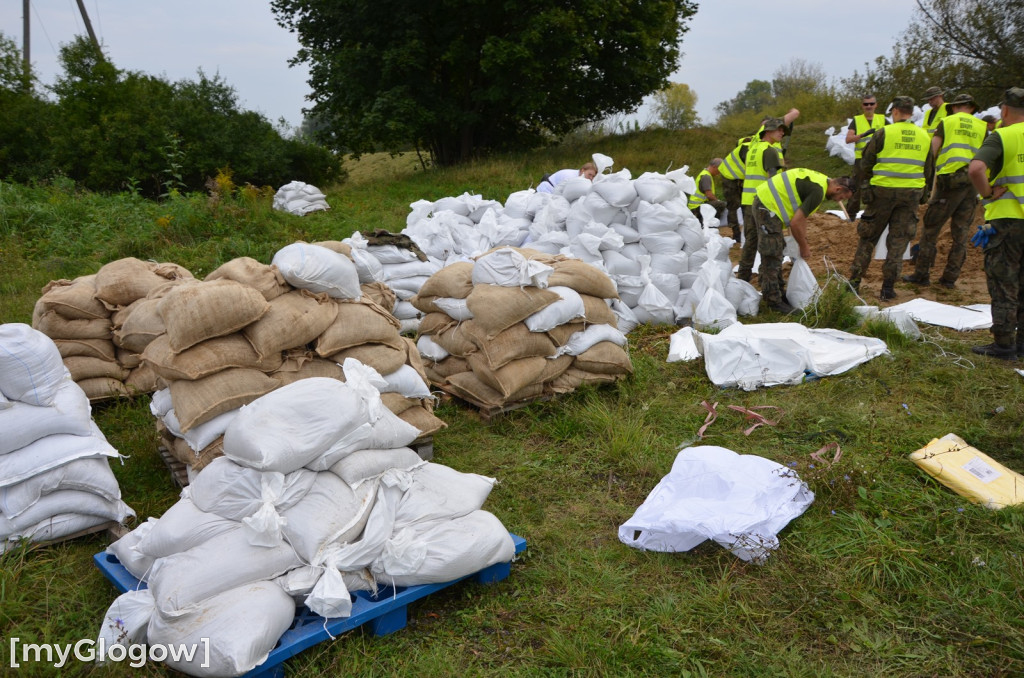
[0,323,68,406]
[372,510,515,586]
[271,242,361,299]
[0,458,120,519]
[636,200,682,234]
[502,189,536,219]
[552,324,628,357]
[349,407,421,458]
[678,226,706,255]
[0,422,120,488]
[1,491,133,539]
[636,282,675,325]
[786,258,819,310]
[1,512,117,553]
[649,271,681,303]
[136,495,238,559]
[147,580,295,678]
[392,300,421,320]
[394,462,495,529]
[591,172,638,207]
[634,172,681,204]
[0,377,93,455]
[106,519,157,581]
[523,286,586,332]
[281,471,376,562]
[349,245,386,283]
[649,252,688,277]
[329,447,423,487]
[725,278,762,317]
[693,288,737,331]
[148,525,301,617]
[223,378,371,473]
[687,249,709,273]
[472,248,553,288]
[577,192,622,227]
[619,446,814,563]
[602,250,642,276]
[382,259,441,280]
[673,288,695,321]
[417,335,450,362]
[666,326,702,362]
[610,222,642,244]
[614,275,645,308]
[380,364,432,399]
[273,181,329,215]
[558,176,593,203]
[162,407,238,454]
[854,306,922,340]
[97,589,154,651]
[640,230,685,254]
[609,299,640,334]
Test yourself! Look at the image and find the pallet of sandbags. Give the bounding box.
[412,247,633,417]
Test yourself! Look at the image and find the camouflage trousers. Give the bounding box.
[752,198,786,306]
[694,199,727,226]
[721,178,743,238]
[848,158,867,217]
[983,218,1024,345]
[848,185,923,287]
[912,169,978,283]
[736,204,759,280]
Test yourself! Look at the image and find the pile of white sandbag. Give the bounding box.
[102,366,515,677]
[0,323,134,551]
[140,243,444,478]
[272,181,330,216]
[32,258,194,400]
[411,247,633,410]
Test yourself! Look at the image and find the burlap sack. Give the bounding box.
[243,289,339,360]
[64,356,131,382]
[547,321,586,347]
[547,368,620,393]
[571,342,634,375]
[38,276,108,320]
[158,279,270,354]
[125,363,164,394]
[315,299,402,357]
[412,262,475,313]
[445,371,545,408]
[169,369,279,432]
[54,338,117,362]
[113,297,166,353]
[33,310,112,340]
[580,295,618,326]
[205,257,290,301]
[431,321,478,357]
[466,285,560,339]
[537,354,574,384]
[381,392,419,415]
[401,337,430,387]
[546,259,619,299]
[418,312,457,337]
[143,333,278,381]
[360,282,396,312]
[94,257,194,306]
[397,405,447,437]
[463,322,556,369]
[78,377,130,400]
[272,358,346,386]
[468,354,548,399]
[423,356,470,383]
[329,342,406,377]
[168,434,223,473]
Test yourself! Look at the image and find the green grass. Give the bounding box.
[1,126,1023,677]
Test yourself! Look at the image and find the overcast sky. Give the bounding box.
[3,1,921,129]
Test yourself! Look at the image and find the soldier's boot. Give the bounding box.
[901,273,930,285]
[878,283,896,301]
[971,342,1017,361]
[936,277,956,289]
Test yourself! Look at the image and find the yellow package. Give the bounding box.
[909,433,1024,509]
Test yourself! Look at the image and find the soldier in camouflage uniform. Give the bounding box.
[848,96,934,300]
[967,87,1024,360]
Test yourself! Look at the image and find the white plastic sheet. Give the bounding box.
[885,298,992,331]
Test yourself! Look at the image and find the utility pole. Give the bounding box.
[22,0,31,90]
[75,0,103,57]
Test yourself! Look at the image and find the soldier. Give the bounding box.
[848,95,934,300]
[752,169,854,314]
[736,118,787,282]
[687,158,727,226]
[921,86,948,137]
[845,94,886,217]
[904,93,988,288]
[967,87,1024,360]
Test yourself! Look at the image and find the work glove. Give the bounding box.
[970,223,995,248]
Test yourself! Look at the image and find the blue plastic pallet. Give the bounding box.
[94,533,526,677]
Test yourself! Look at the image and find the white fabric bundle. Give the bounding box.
[271,242,361,299]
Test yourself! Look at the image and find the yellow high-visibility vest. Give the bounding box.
[718,136,752,181]
[687,168,721,211]
[981,121,1024,221]
[741,140,783,206]
[935,112,987,175]
[870,122,930,189]
[756,168,830,225]
[852,114,885,159]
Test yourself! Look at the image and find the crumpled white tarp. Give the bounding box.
[667,322,889,390]
[884,298,993,331]
[619,445,814,563]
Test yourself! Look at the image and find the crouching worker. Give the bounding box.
[688,158,727,226]
[752,170,854,314]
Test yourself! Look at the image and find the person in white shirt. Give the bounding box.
[537,162,597,193]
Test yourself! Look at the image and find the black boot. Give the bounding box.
[901,273,930,285]
[879,285,896,301]
[971,343,1017,361]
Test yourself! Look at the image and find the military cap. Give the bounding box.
[999,87,1024,108]
[947,93,979,112]
[761,117,786,132]
[920,86,944,101]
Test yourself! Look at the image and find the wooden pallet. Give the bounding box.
[436,384,554,421]
[94,533,526,677]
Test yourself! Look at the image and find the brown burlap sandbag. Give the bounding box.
[463,321,556,369]
[546,259,619,299]
[572,342,634,375]
[64,356,131,382]
[400,337,430,386]
[116,348,141,369]
[431,321,478,357]
[329,342,407,376]
[316,299,402,357]
[580,295,618,326]
[168,434,223,473]
[360,282,397,312]
[78,377,131,400]
[113,297,166,353]
[537,354,574,384]
[169,368,280,432]
[54,338,117,362]
[466,285,560,339]
[468,354,548,399]
[94,257,194,307]
[411,262,475,314]
[33,310,112,340]
[159,279,270,354]
[445,371,545,408]
[143,333,278,381]
[547,368,620,393]
[38,276,109,320]
[423,356,470,383]
[547,322,586,347]
[381,392,419,416]
[417,312,457,337]
[272,357,346,386]
[124,363,164,395]
[398,405,447,437]
[312,240,353,258]
[205,257,290,301]
[243,289,340,360]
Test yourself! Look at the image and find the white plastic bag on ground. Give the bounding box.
[786,258,819,310]
[693,288,737,331]
[619,445,814,563]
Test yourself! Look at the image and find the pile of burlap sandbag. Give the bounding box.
[0,323,134,551]
[138,242,444,479]
[31,257,194,400]
[411,247,633,411]
[101,366,514,677]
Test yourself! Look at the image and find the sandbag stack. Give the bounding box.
[0,323,134,551]
[101,368,514,677]
[412,247,633,412]
[272,180,330,216]
[31,258,194,400]
[143,243,444,479]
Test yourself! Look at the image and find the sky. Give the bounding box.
[2,0,922,130]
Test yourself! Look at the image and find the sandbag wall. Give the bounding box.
[0,324,135,551]
[102,373,514,677]
[32,258,194,400]
[412,248,633,412]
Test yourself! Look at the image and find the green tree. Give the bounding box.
[652,82,699,129]
[271,0,698,166]
[713,79,774,120]
[0,33,57,181]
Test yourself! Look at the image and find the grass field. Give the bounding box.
[1,123,1022,677]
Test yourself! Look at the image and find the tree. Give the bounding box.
[713,79,774,120]
[271,0,698,166]
[653,82,699,129]
[771,59,828,100]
